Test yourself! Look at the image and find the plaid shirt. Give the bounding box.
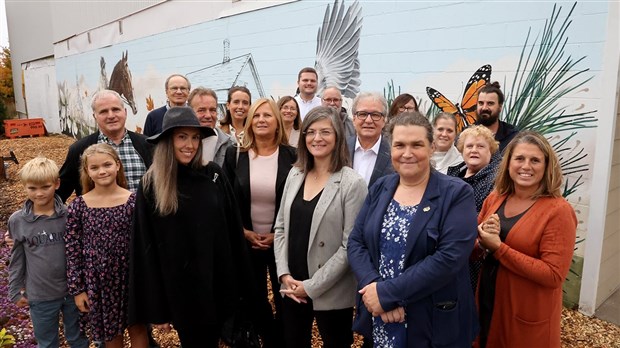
[98,131,147,192]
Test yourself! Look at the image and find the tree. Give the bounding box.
[0,47,13,101]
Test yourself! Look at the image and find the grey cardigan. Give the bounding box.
[274,166,367,310]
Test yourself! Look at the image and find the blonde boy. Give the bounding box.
[8,156,88,348]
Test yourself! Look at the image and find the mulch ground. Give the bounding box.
[0,134,619,347]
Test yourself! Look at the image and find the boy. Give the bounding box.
[8,156,89,348]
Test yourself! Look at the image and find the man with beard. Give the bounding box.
[475,82,518,152]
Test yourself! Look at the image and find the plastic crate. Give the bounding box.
[4,118,46,139]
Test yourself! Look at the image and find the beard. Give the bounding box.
[477,110,499,127]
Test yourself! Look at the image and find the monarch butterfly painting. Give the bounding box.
[426,65,492,133]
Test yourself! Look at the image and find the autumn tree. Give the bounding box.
[0,47,13,101]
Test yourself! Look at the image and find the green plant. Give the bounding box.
[383,80,400,111]
[504,2,597,134]
[0,328,15,347]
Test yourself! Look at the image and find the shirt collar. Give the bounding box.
[98,129,129,144]
[354,135,382,154]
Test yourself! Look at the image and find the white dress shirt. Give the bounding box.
[295,95,322,120]
[353,135,382,185]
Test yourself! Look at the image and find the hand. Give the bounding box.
[74,292,90,313]
[359,282,384,317]
[4,231,14,248]
[279,274,308,304]
[478,214,501,253]
[153,323,171,332]
[15,296,28,308]
[244,230,270,250]
[380,307,405,323]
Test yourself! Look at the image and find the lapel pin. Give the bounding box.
[423,206,430,212]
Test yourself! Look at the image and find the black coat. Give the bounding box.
[222,144,297,232]
[57,130,153,202]
[128,163,251,336]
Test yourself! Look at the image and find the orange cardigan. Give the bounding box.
[475,192,577,348]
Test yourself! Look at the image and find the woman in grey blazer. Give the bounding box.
[274,106,367,348]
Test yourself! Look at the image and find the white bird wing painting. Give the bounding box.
[314,0,362,99]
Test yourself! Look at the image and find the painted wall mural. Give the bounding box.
[53,0,607,305]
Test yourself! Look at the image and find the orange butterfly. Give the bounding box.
[426,65,492,133]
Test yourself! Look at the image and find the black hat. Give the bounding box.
[147,106,216,144]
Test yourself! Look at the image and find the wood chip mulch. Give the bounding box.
[1,134,618,348]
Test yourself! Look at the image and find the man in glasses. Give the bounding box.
[143,74,191,136]
[321,86,356,138]
[347,92,394,187]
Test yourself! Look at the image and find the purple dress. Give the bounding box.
[64,193,135,342]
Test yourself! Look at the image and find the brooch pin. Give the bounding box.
[423,206,430,212]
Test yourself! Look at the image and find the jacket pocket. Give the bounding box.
[510,315,550,347]
[432,300,459,346]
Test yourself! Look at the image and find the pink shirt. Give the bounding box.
[249,148,278,234]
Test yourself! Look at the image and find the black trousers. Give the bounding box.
[281,296,353,348]
[249,247,284,348]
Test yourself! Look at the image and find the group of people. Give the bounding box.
[6,66,577,348]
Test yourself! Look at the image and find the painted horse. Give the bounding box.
[104,51,138,114]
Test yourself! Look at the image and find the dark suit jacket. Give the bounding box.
[57,130,153,202]
[347,136,394,187]
[348,170,479,347]
[223,144,297,232]
[143,105,167,137]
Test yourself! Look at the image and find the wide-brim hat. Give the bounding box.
[147,106,216,144]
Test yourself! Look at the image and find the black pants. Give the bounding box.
[281,296,353,348]
[249,247,284,348]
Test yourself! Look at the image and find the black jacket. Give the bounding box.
[223,144,297,232]
[57,130,153,202]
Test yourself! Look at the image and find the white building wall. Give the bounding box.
[21,57,59,132]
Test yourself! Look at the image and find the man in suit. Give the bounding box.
[322,86,355,139]
[347,92,394,187]
[57,90,153,201]
[188,87,234,167]
[143,74,191,136]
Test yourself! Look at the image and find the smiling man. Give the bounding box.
[188,87,234,166]
[57,90,153,202]
[322,86,356,138]
[347,92,394,187]
[475,81,518,152]
[294,67,322,120]
[143,74,191,136]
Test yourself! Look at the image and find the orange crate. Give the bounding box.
[4,118,46,139]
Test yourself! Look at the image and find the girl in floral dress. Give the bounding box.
[65,143,147,348]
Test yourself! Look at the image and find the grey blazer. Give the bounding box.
[274,166,368,310]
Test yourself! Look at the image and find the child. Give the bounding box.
[8,156,89,348]
[64,143,147,348]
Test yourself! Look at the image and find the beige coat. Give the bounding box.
[274,166,367,310]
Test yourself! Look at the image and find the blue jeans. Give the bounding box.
[29,296,89,348]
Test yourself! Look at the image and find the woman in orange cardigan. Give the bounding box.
[475,131,577,348]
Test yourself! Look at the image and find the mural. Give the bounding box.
[100,51,138,115]
[426,64,492,133]
[53,1,605,306]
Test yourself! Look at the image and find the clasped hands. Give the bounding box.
[244,229,274,250]
[359,282,405,324]
[478,213,501,253]
[279,274,308,304]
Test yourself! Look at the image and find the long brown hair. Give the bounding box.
[142,130,204,216]
[220,86,252,127]
[79,143,128,194]
[494,131,563,198]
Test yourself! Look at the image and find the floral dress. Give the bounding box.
[372,199,417,348]
[64,193,135,342]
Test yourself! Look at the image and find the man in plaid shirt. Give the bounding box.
[57,89,153,202]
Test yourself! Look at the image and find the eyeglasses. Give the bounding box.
[281,106,297,112]
[304,129,334,138]
[323,98,342,104]
[399,106,416,112]
[354,111,384,121]
[168,87,189,92]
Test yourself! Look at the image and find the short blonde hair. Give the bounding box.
[456,125,499,155]
[240,98,289,153]
[18,156,59,185]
